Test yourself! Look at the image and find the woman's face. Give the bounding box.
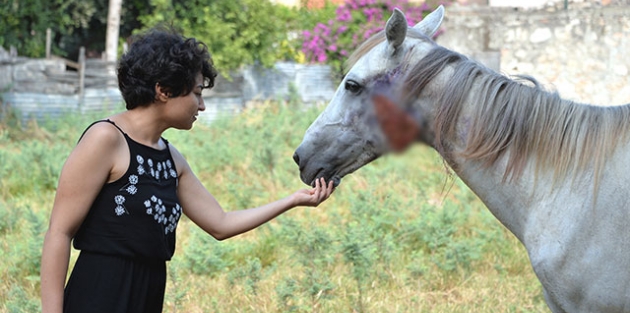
[167,72,206,130]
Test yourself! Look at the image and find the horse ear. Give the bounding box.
[386,8,408,50]
[413,5,445,38]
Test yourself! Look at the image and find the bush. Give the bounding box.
[299,0,445,78]
[138,0,300,77]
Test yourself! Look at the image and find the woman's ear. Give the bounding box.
[155,83,170,102]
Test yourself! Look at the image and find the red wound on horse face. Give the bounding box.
[372,94,420,153]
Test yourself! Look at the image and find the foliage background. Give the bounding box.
[0,0,449,77]
[0,0,336,72]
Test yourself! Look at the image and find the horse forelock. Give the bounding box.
[401,45,630,189]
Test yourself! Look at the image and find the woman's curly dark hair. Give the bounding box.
[117,27,218,110]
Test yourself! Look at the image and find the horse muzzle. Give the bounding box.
[292,149,342,188]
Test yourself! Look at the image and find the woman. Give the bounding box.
[40,28,335,313]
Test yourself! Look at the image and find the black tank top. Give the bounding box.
[72,120,182,261]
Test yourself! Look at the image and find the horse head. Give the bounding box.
[293,6,444,187]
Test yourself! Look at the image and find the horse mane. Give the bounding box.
[403,45,630,186]
[347,28,630,187]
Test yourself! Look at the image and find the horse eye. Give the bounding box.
[345,80,363,94]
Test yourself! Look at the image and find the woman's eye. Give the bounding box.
[345,80,363,94]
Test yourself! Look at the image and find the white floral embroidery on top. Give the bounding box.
[137,156,146,175]
[120,174,139,195]
[126,185,137,194]
[114,153,179,219]
[114,195,128,215]
[167,159,177,178]
[144,195,182,234]
[136,154,176,182]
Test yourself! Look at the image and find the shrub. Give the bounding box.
[300,0,445,78]
[138,0,300,77]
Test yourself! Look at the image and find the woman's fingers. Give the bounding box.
[313,177,333,204]
[316,177,325,202]
[319,178,334,201]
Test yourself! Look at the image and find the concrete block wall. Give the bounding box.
[436,4,630,106]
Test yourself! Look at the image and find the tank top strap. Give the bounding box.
[78,119,126,143]
[78,119,170,149]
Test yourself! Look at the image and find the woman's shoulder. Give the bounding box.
[78,120,126,149]
[64,120,129,183]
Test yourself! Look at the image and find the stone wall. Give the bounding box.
[436,3,630,106]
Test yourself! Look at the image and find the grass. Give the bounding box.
[0,100,547,312]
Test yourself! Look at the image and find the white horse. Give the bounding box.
[293,6,630,313]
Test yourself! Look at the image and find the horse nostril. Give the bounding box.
[292,151,300,165]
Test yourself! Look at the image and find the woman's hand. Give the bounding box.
[292,177,335,207]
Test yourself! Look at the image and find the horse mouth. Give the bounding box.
[309,169,341,188]
[311,175,341,188]
[304,152,379,188]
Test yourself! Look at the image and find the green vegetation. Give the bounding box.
[0,100,547,312]
[0,0,339,72]
[1,0,449,77]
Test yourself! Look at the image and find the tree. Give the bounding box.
[105,0,123,63]
[0,0,73,57]
[138,0,294,76]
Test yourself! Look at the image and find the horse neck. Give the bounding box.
[405,71,526,240]
[409,51,630,244]
[407,55,580,242]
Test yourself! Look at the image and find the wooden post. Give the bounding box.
[46,28,51,59]
[78,47,86,106]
